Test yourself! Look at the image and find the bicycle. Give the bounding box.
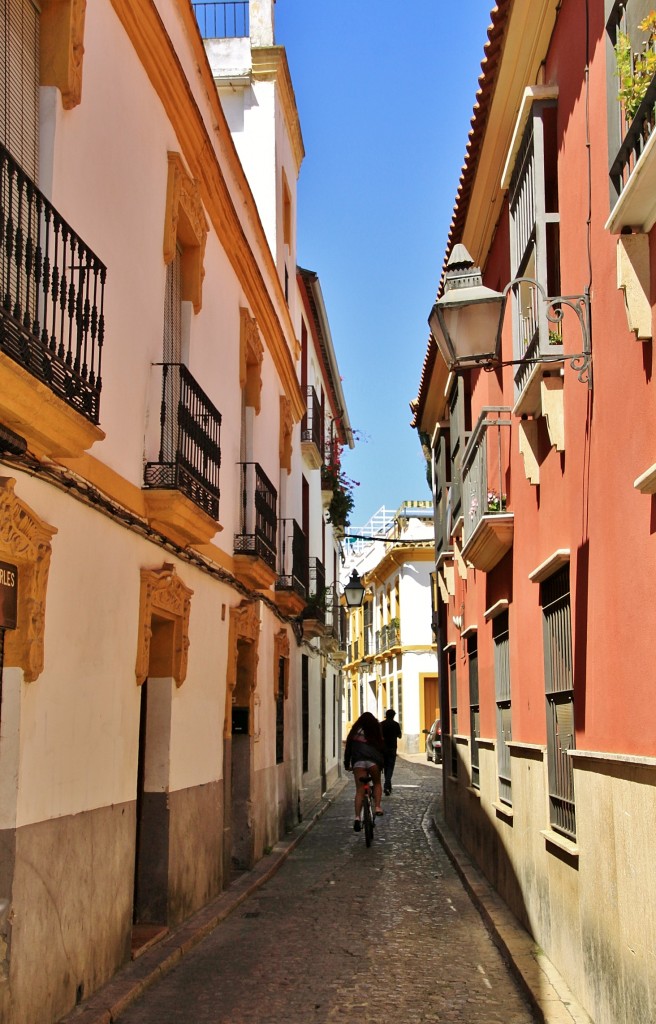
[361,772,376,847]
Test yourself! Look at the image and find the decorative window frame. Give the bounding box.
[0,478,57,682]
[163,152,208,314]
[40,0,87,110]
[240,308,264,413]
[135,563,193,687]
[279,395,293,473]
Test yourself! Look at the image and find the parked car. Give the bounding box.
[424,719,441,763]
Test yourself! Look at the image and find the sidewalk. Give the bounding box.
[59,782,348,1024]
[60,763,591,1024]
[397,755,592,1024]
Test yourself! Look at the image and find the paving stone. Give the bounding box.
[116,760,538,1024]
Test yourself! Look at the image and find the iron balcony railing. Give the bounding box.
[276,518,307,597]
[434,432,453,561]
[234,462,277,571]
[0,142,106,424]
[306,556,326,623]
[192,1,249,38]
[144,362,222,520]
[375,623,401,654]
[462,408,512,547]
[324,587,346,647]
[301,385,323,454]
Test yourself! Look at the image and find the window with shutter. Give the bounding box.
[541,565,576,839]
[1,0,39,182]
[493,611,513,806]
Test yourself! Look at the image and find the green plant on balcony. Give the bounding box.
[486,491,507,513]
[322,441,357,529]
[303,587,327,619]
[615,12,656,125]
[389,616,400,630]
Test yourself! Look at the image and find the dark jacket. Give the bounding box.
[381,718,402,752]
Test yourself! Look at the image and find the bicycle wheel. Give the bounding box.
[363,793,374,847]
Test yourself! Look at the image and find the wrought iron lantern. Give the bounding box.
[343,569,366,609]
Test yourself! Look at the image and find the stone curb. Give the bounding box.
[58,780,349,1024]
[428,797,593,1024]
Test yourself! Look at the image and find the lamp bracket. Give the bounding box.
[493,278,592,388]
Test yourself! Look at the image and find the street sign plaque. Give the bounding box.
[0,561,18,630]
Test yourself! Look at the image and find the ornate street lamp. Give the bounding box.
[343,569,366,609]
[428,244,591,386]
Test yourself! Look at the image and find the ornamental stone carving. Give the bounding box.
[40,0,87,110]
[0,478,57,683]
[226,600,260,699]
[279,395,293,473]
[163,152,208,313]
[240,308,264,413]
[135,563,193,687]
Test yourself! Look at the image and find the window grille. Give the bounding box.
[448,647,458,777]
[332,678,337,757]
[541,565,576,839]
[275,657,285,765]
[397,676,403,730]
[493,611,512,805]
[301,655,309,774]
[509,98,561,400]
[468,634,480,788]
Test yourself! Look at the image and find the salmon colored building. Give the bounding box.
[412,2,656,1022]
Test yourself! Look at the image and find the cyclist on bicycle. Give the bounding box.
[344,711,385,831]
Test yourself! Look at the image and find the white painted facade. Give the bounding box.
[0,2,350,1022]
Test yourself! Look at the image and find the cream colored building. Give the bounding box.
[342,503,438,752]
[0,2,348,1022]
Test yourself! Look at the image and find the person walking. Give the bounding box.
[381,708,402,795]
[343,711,385,830]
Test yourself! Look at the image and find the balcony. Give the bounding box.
[511,278,565,418]
[606,3,656,232]
[322,588,346,659]
[192,2,249,38]
[302,556,326,639]
[275,518,307,616]
[234,462,277,588]
[461,408,513,573]
[301,385,323,470]
[434,431,453,565]
[143,362,222,546]
[376,622,401,655]
[0,142,106,458]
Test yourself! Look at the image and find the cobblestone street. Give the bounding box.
[116,759,537,1024]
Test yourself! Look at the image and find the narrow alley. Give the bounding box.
[71,760,538,1024]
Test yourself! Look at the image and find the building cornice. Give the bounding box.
[111,0,304,421]
[252,46,305,176]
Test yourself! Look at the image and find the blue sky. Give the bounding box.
[275,1,493,527]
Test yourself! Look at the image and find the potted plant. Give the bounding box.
[615,12,656,127]
[486,491,507,513]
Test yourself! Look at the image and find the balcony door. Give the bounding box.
[1,0,39,181]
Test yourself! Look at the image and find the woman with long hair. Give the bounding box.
[343,711,385,830]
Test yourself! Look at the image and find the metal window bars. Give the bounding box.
[144,362,222,520]
[301,385,323,452]
[276,518,307,597]
[234,462,277,571]
[191,2,249,38]
[0,143,106,424]
[541,566,576,839]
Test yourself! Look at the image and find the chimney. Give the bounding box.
[249,0,275,46]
